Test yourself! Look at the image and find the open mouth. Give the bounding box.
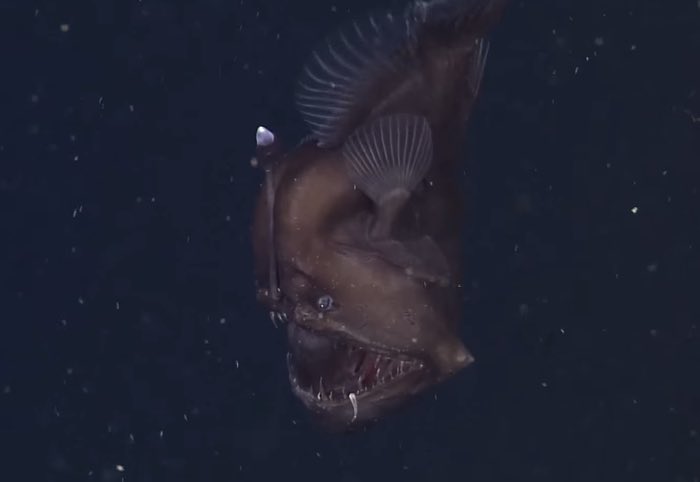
[286,326,425,406]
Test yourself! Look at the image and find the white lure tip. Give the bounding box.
[256,126,275,147]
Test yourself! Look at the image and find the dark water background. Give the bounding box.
[1,0,699,480]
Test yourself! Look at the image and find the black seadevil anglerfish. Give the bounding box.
[250,0,506,429]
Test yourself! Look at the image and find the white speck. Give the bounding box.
[560,328,565,334]
[574,66,579,74]
[60,24,70,32]
[129,433,135,443]
[661,170,668,176]
[30,94,39,103]
[73,155,79,161]
[219,317,226,324]
[647,263,658,273]
[235,360,239,368]
[150,196,155,203]
[66,367,73,375]
[630,44,637,51]
[115,301,120,310]
[78,297,84,305]
[631,206,638,214]
[411,337,418,344]
[3,385,10,394]
[115,465,125,472]
[159,430,164,438]
[541,381,548,388]
[129,105,134,112]
[650,329,658,337]
[594,36,604,46]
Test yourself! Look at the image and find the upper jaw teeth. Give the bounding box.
[287,349,424,404]
[269,310,288,326]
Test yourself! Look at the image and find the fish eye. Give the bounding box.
[316,294,334,311]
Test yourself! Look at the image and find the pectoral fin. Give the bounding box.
[342,113,433,239]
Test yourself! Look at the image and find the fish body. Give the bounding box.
[251,0,505,429]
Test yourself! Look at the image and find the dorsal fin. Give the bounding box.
[295,10,412,147]
[295,0,505,148]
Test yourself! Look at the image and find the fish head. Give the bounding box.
[280,234,473,429]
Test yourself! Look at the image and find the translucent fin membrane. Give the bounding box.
[342,114,433,204]
[295,11,413,146]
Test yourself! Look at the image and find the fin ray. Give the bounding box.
[343,114,432,205]
[296,0,505,146]
[296,12,410,146]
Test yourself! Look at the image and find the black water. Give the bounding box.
[2,0,699,480]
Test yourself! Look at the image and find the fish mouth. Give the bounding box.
[286,324,430,427]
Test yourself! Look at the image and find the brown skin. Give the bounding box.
[251,0,506,428]
[252,140,471,427]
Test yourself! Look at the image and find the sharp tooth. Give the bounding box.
[399,361,405,373]
[319,377,324,396]
[349,393,358,422]
[269,311,278,328]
